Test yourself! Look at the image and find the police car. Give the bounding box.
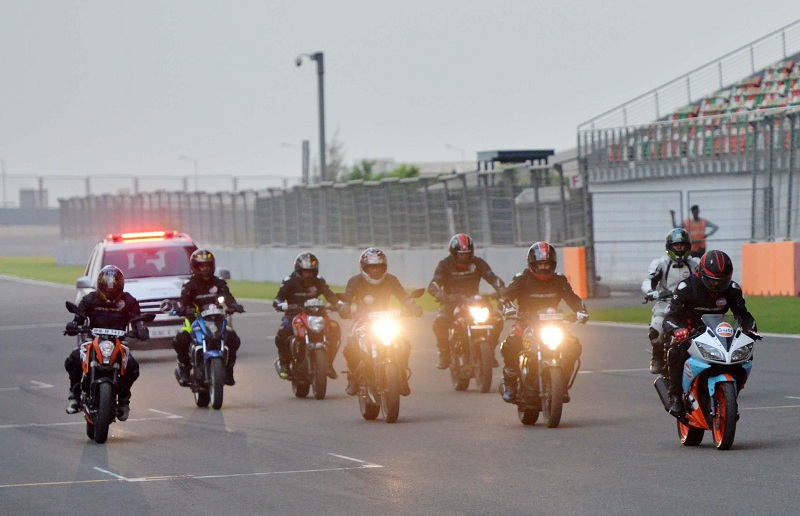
[75,230,199,344]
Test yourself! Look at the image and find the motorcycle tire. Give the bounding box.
[359,388,380,420]
[312,348,328,400]
[450,350,470,392]
[85,416,95,440]
[677,420,704,446]
[381,363,401,424]
[542,366,565,429]
[712,381,738,450]
[93,383,113,444]
[209,358,225,410]
[194,390,210,408]
[475,340,493,393]
[518,405,540,425]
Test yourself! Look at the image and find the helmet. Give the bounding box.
[190,249,215,281]
[97,265,125,305]
[448,234,474,269]
[294,252,319,283]
[697,250,733,293]
[527,241,557,280]
[359,247,388,284]
[665,228,691,265]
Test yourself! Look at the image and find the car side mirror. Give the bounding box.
[76,276,92,289]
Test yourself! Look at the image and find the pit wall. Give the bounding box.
[741,241,800,296]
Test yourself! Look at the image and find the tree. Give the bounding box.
[347,159,377,181]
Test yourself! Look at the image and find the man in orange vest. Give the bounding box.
[670,205,719,258]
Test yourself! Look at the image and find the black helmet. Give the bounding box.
[527,241,557,280]
[697,250,733,293]
[448,234,474,269]
[97,265,125,305]
[190,249,215,281]
[294,252,319,283]
[359,247,388,284]
[665,228,691,265]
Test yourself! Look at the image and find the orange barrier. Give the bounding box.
[741,241,800,296]
[562,247,588,299]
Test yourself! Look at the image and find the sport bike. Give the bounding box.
[447,294,498,393]
[275,298,340,400]
[65,301,154,444]
[166,297,243,409]
[654,313,760,450]
[503,307,581,428]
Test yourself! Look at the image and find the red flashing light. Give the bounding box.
[106,230,181,243]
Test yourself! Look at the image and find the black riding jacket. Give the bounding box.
[499,270,585,315]
[72,291,142,330]
[663,274,756,334]
[274,272,340,318]
[180,275,239,321]
[427,256,504,304]
[342,273,414,319]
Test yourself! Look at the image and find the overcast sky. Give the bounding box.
[2,0,800,188]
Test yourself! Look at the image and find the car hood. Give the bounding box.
[123,276,189,301]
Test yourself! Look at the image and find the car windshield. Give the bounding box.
[102,245,195,279]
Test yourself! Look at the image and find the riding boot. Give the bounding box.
[224,364,236,386]
[667,348,684,416]
[650,341,665,375]
[175,360,191,387]
[501,367,518,403]
[117,386,131,421]
[326,341,340,380]
[66,384,81,414]
[436,345,450,369]
[345,372,358,396]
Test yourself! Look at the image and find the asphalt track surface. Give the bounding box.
[2,276,800,515]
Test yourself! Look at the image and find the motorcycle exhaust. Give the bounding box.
[654,376,671,412]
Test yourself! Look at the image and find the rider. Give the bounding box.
[64,265,149,421]
[340,247,424,397]
[173,249,244,387]
[272,252,345,380]
[497,242,589,404]
[641,228,699,374]
[427,233,505,369]
[662,250,757,417]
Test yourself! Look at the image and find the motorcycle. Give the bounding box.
[164,297,243,410]
[64,301,154,444]
[351,288,424,424]
[447,294,498,393]
[274,298,340,400]
[654,314,760,450]
[502,307,581,428]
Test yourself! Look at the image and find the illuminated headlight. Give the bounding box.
[307,316,325,333]
[217,296,225,304]
[373,319,400,345]
[205,321,218,334]
[696,342,725,361]
[468,306,490,323]
[540,326,564,350]
[731,344,753,362]
[99,340,115,364]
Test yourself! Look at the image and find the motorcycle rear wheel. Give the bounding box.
[475,340,493,393]
[312,348,328,400]
[712,382,738,450]
[542,367,564,429]
[93,382,113,444]
[677,420,704,446]
[381,363,401,424]
[209,358,224,410]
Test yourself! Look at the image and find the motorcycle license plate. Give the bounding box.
[149,326,179,338]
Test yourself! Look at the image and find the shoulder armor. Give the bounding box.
[513,272,524,278]
[676,280,688,291]
[282,275,291,282]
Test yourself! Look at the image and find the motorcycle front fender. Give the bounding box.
[706,373,735,397]
[204,349,224,361]
[540,357,561,368]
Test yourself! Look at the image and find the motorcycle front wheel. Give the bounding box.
[209,358,225,410]
[450,341,470,392]
[311,347,328,400]
[381,363,401,424]
[93,382,113,444]
[474,340,493,393]
[712,381,738,450]
[542,366,564,428]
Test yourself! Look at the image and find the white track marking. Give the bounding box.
[0,410,182,430]
[93,467,128,480]
[0,323,63,331]
[0,380,54,392]
[327,453,382,468]
[741,404,800,411]
[147,408,182,418]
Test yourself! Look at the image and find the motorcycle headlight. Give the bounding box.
[99,340,115,364]
[731,344,753,362]
[696,342,725,361]
[540,326,564,350]
[468,306,490,323]
[307,316,325,333]
[372,319,400,345]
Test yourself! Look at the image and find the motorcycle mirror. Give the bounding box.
[65,301,85,318]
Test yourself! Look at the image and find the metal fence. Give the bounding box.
[59,162,589,252]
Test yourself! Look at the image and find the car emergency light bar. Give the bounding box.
[105,230,183,243]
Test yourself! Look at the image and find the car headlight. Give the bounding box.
[99,340,115,364]
[307,316,325,333]
[540,326,564,350]
[696,342,725,361]
[731,344,753,362]
[372,319,400,345]
[468,306,490,323]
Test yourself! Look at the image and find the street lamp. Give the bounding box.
[444,144,466,161]
[296,51,327,182]
[179,155,199,191]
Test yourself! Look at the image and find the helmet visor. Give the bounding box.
[670,242,691,255]
[299,269,317,280]
[701,273,731,292]
[363,263,387,280]
[454,251,472,265]
[196,263,214,277]
[530,261,555,275]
